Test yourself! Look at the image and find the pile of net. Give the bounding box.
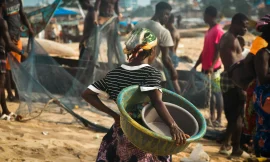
[9,17,125,132]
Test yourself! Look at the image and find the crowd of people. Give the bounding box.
[80,0,270,161]
[0,0,270,161]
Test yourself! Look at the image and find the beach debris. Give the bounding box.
[42,131,49,136]
[94,134,100,139]
[181,144,210,162]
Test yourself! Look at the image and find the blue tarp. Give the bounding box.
[54,8,78,16]
[119,21,138,27]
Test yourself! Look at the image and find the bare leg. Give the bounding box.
[231,89,246,155]
[220,88,246,156]
[1,73,10,115]
[5,70,14,101]
[14,85,19,99]
[231,114,244,155]
[221,118,233,149]
[10,72,19,100]
[215,92,223,123]
[210,92,216,122]
[220,90,233,153]
[0,88,9,115]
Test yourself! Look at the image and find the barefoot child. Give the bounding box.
[82,28,189,161]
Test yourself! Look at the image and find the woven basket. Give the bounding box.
[117,85,206,156]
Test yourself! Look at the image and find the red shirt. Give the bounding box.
[202,24,224,70]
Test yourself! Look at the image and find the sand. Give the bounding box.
[0,35,257,162]
[0,101,246,162]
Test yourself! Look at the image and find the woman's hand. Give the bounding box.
[170,123,190,145]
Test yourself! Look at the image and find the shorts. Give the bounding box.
[223,87,246,122]
[220,71,236,93]
[202,67,222,93]
[6,39,22,70]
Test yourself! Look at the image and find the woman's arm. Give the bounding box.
[82,89,120,124]
[255,49,270,85]
[146,89,189,145]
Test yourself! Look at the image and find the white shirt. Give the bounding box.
[135,20,174,81]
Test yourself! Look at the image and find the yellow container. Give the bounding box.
[117,85,207,156]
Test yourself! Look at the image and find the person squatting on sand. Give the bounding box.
[135,2,181,95]
[0,0,24,119]
[82,28,190,161]
[219,13,250,158]
[193,6,224,127]
[2,0,34,102]
[79,0,122,59]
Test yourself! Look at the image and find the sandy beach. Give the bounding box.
[0,35,257,162]
[0,102,244,162]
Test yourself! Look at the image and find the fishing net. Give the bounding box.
[10,10,221,133]
[9,17,125,132]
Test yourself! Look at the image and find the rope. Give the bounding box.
[19,98,60,122]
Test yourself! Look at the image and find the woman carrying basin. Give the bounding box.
[82,28,190,161]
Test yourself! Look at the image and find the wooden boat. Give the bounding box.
[21,0,62,37]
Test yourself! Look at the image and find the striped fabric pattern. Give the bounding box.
[88,64,162,101]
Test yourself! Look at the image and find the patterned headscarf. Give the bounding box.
[256,14,270,32]
[123,28,157,61]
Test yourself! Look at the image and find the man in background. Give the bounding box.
[0,0,24,118]
[193,6,224,127]
[135,2,181,94]
[79,0,122,59]
[166,14,180,68]
[219,13,250,158]
[3,0,34,102]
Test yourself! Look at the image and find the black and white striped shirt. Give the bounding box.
[88,64,162,101]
